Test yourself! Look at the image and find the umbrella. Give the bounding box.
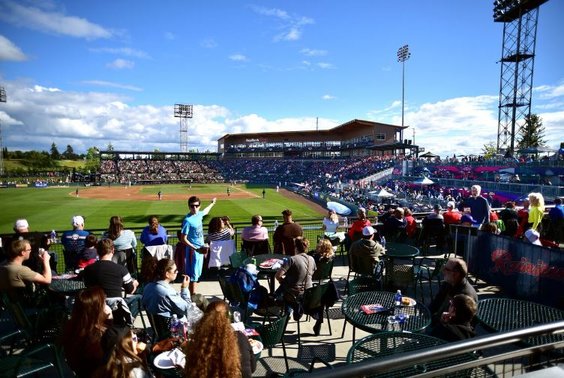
[326,201,352,216]
[413,177,434,185]
[375,189,395,198]
[420,151,439,158]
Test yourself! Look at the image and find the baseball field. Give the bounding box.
[0,183,326,233]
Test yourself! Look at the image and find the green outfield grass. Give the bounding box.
[0,184,324,233]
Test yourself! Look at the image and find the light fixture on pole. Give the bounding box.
[397,45,411,128]
[0,86,6,176]
[174,104,193,153]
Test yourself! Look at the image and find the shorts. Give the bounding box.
[185,247,204,282]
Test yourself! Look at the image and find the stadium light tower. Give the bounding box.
[397,44,411,143]
[493,0,548,156]
[174,104,193,153]
[0,86,6,176]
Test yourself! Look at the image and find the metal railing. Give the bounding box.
[308,321,564,377]
[44,220,334,273]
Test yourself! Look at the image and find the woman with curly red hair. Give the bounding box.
[184,300,255,378]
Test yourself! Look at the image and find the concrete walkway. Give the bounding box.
[153,255,505,377]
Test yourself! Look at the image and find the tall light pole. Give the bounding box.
[174,104,193,153]
[397,44,411,130]
[0,86,6,176]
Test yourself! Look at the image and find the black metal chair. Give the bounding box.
[254,314,290,372]
[419,218,446,255]
[0,294,65,377]
[229,251,248,270]
[145,311,171,342]
[241,239,271,256]
[312,258,334,284]
[290,283,335,345]
[218,273,250,321]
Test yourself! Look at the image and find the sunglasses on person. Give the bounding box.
[189,203,200,208]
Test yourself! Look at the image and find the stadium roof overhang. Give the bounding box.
[218,119,408,141]
[368,141,418,151]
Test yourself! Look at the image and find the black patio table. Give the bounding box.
[49,275,85,296]
[347,331,484,378]
[341,291,431,343]
[476,297,564,346]
[243,253,286,293]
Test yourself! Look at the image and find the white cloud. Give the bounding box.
[251,5,314,42]
[250,6,290,20]
[300,48,327,57]
[89,47,149,59]
[82,80,143,92]
[201,38,217,49]
[229,54,248,62]
[31,85,61,93]
[0,35,27,61]
[317,62,335,69]
[1,78,562,157]
[0,1,114,39]
[534,82,564,99]
[322,94,336,100]
[107,59,134,69]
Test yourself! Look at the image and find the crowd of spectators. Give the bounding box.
[98,159,224,184]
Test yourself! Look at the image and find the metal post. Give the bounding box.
[397,45,411,143]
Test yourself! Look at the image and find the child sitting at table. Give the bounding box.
[430,294,477,342]
[77,234,98,269]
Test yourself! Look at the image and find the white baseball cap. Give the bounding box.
[72,215,85,227]
[524,229,542,246]
[14,219,29,231]
[362,226,375,236]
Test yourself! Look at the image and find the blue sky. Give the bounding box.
[0,0,562,157]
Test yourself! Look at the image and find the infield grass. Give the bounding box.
[0,184,323,233]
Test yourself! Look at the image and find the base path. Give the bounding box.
[74,185,258,201]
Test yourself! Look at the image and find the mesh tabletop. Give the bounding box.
[341,291,431,334]
[347,332,482,378]
[243,253,286,271]
[477,298,564,346]
[49,278,85,295]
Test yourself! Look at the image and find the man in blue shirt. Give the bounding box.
[179,195,216,295]
[61,215,90,271]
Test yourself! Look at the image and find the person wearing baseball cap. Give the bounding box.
[9,218,54,274]
[349,225,386,276]
[61,215,91,271]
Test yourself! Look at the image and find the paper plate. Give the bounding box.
[249,339,263,354]
[154,348,185,369]
[401,297,417,307]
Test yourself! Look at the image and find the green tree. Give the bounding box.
[107,143,114,151]
[63,144,77,160]
[482,142,497,159]
[518,114,546,149]
[23,151,56,169]
[85,146,100,171]
[50,143,60,160]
